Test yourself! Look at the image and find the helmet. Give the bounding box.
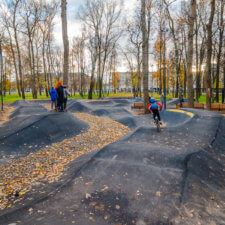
[150,98,156,103]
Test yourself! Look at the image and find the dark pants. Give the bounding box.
[180,100,183,107]
[151,109,161,121]
[51,100,56,109]
[63,98,68,110]
[58,100,63,111]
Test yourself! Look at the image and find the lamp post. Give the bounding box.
[160,27,169,110]
[0,38,3,111]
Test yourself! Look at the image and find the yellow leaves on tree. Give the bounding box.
[54,78,63,87]
[131,72,139,87]
[112,72,120,93]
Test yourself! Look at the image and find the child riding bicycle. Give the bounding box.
[148,98,163,123]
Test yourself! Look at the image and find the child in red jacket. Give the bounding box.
[148,98,163,122]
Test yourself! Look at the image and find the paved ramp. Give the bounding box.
[0,100,224,225]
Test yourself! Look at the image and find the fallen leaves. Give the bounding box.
[0,113,130,210]
[115,205,120,210]
[85,182,94,186]
[0,106,14,125]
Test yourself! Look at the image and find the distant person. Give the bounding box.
[63,85,70,111]
[56,82,64,112]
[180,94,183,108]
[49,87,57,110]
[148,98,163,123]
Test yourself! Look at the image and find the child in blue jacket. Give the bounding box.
[49,87,57,110]
[148,98,163,123]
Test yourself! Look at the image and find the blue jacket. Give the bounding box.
[150,102,158,109]
[50,88,57,101]
[148,98,163,110]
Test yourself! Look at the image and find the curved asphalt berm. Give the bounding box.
[0,99,225,225]
[0,101,89,165]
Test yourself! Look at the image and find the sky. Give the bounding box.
[52,0,138,72]
[53,0,137,47]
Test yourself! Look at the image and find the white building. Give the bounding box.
[117,72,157,92]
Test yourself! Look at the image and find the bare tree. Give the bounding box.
[187,0,196,108]
[163,1,183,98]
[215,0,224,102]
[205,0,216,110]
[0,6,21,96]
[61,0,69,86]
[126,19,142,97]
[141,0,149,114]
[13,0,25,99]
[79,0,122,98]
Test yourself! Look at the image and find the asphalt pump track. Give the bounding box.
[0,99,224,225]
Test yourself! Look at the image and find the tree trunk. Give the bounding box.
[198,38,206,99]
[183,62,187,98]
[137,47,141,97]
[159,31,162,95]
[205,0,215,110]
[61,0,69,86]
[7,26,21,97]
[223,58,225,103]
[42,37,48,97]
[216,0,224,102]
[98,46,102,98]
[195,19,200,102]
[13,1,25,99]
[187,0,196,108]
[141,0,149,114]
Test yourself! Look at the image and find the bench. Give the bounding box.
[182,102,188,108]
[176,102,225,111]
[211,103,220,111]
[194,102,204,109]
[132,102,144,109]
[220,104,225,111]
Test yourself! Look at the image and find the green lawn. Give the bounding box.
[2,92,132,103]
[196,93,223,104]
[1,92,223,104]
[2,93,49,103]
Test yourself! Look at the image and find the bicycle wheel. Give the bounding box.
[155,117,160,133]
[157,122,160,132]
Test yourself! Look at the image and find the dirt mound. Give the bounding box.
[116,116,137,129]
[114,103,129,107]
[68,101,91,113]
[0,112,89,160]
[9,100,31,107]
[112,99,130,104]
[86,100,114,105]
[91,109,110,117]
[10,105,48,119]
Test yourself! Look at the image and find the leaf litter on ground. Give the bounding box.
[0,113,130,210]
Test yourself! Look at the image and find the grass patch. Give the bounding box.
[1,92,176,103]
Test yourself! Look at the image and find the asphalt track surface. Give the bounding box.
[0,98,225,225]
[0,101,89,165]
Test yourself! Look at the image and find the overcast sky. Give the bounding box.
[53,0,137,47]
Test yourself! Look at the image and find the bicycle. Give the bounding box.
[153,115,161,133]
